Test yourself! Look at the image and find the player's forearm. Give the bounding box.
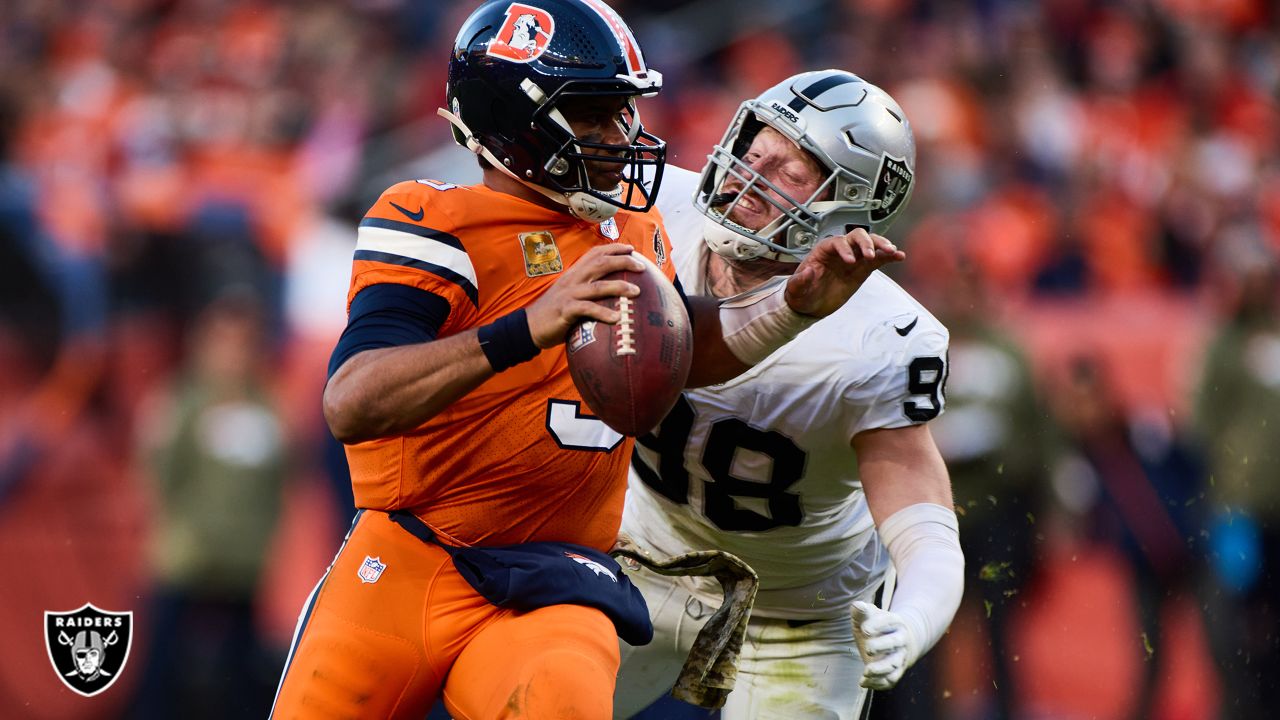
[684,295,751,387]
[686,276,826,386]
[323,331,494,444]
[881,503,964,664]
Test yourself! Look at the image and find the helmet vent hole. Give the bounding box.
[844,131,873,152]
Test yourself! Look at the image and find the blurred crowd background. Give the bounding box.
[0,0,1276,718]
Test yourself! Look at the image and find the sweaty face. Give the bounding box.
[714,126,825,232]
[559,95,634,193]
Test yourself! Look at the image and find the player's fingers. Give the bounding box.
[826,235,861,264]
[567,299,620,325]
[841,228,875,259]
[863,654,905,679]
[870,233,898,253]
[578,280,640,300]
[867,247,905,268]
[855,612,897,636]
[859,673,893,691]
[861,633,906,656]
[585,242,637,258]
[870,233,903,261]
[568,245,642,281]
[851,601,874,625]
[589,250,646,275]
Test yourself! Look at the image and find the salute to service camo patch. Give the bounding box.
[520,230,564,277]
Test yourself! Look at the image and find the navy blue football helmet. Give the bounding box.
[442,0,666,221]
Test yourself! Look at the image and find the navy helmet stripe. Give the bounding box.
[359,217,466,252]
[354,250,480,307]
[787,73,858,113]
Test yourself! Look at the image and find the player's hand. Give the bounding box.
[784,229,904,318]
[526,243,644,348]
[851,600,914,690]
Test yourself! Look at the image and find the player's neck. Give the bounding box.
[482,166,571,215]
[704,252,794,298]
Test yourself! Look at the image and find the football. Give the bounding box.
[566,253,693,436]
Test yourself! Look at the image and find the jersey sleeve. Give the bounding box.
[327,283,451,378]
[842,321,950,437]
[348,180,481,334]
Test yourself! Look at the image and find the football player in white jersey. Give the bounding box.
[615,70,964,719]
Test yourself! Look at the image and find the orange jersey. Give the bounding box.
[342,180,675,551]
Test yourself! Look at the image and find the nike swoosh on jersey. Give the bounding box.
[895,317,918,336]
[390,201,425,222]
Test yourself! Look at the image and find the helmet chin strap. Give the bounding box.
[437,107,618,224]
[702,215,803,264]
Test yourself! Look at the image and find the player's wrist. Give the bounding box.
[477,309,541,372]
[717,276,820,365]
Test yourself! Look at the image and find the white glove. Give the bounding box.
[851,600,916,690]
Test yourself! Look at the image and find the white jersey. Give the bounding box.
[623,166,950,619]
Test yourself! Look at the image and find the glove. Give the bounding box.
[851,600,915,690]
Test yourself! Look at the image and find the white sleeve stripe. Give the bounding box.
[356,224,478,288]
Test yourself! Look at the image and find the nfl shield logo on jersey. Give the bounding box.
[358,556,387,584]
[44,603,133,697]
[599,217,620,239]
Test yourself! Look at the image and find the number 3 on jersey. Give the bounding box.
[634,395,807,532]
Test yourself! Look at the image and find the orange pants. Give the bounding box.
[271,510,621,719]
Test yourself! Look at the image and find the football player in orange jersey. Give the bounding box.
[270,1,905,719]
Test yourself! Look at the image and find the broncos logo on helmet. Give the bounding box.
[487,4,555,62]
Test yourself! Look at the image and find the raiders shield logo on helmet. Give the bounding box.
[45,603,133,697]
[487,3,556,63]
[869,154,913,223]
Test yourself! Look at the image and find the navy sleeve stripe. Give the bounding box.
[327,284,452,378]
[353,250,480,308]
[358,217,466,252]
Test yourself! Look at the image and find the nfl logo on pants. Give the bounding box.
[358,555,387,584]
[44,603,133,697]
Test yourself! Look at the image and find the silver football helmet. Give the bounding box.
[696,70,916,262]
